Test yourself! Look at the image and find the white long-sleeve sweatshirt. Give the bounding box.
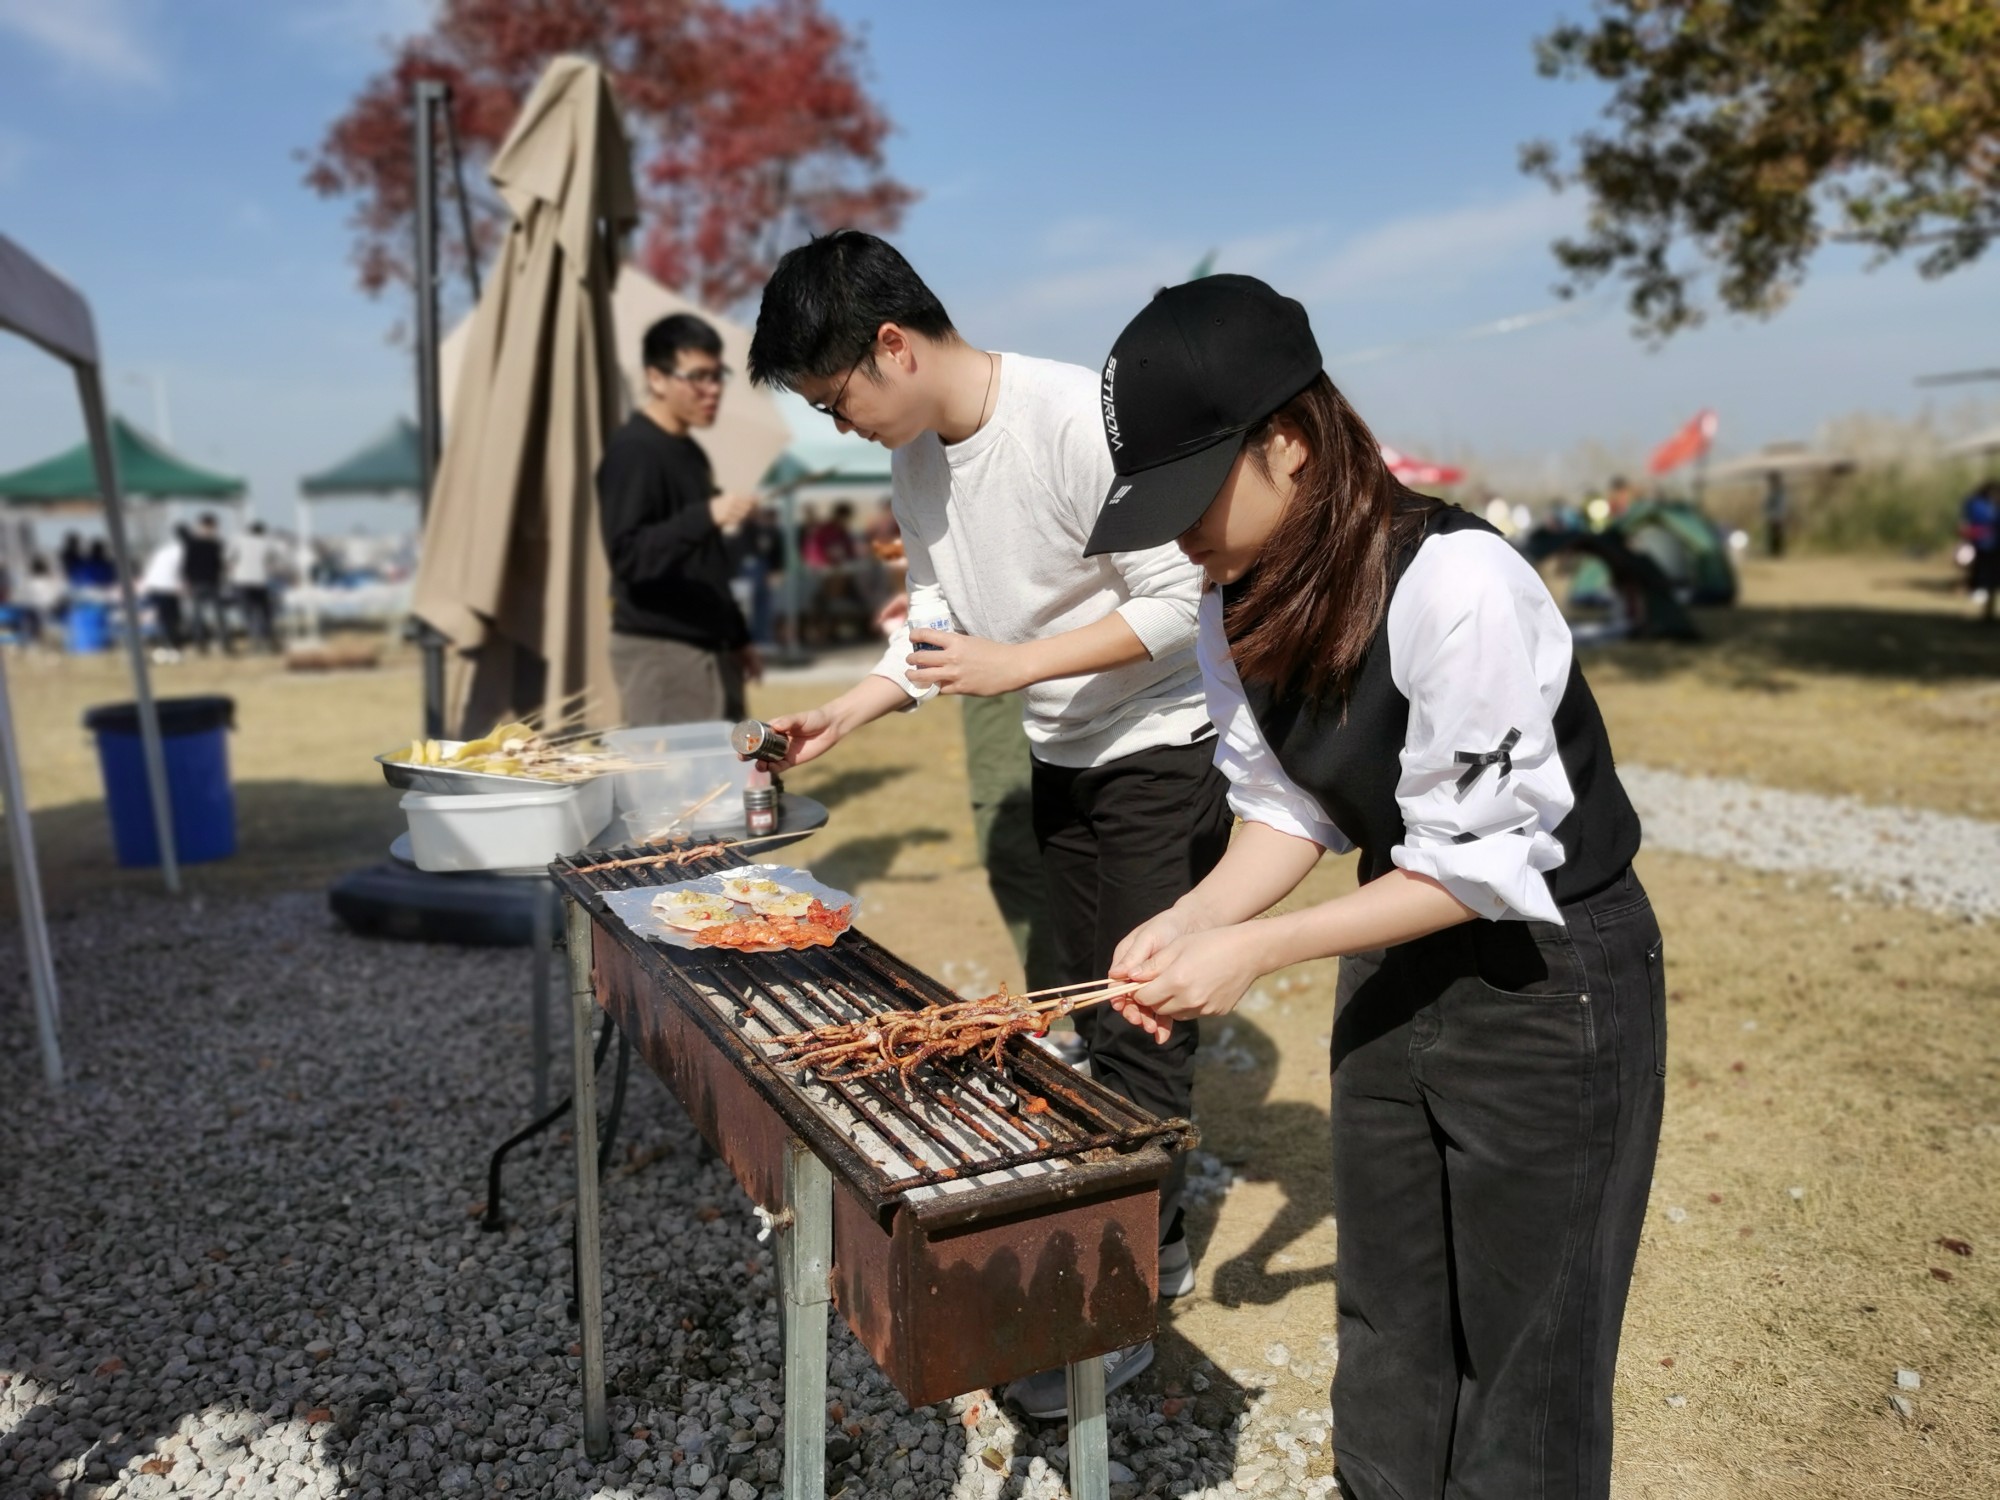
[870,353,1211,767]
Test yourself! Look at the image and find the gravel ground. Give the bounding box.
[1,893,1333,1499]
[1622,764,2000,921]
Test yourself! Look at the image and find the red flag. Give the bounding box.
[1649,409,1718,475]
[1380,445,1464,487]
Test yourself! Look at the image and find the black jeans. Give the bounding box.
[1330,866,1665,1500]
[187,585,232,655]
[1030,736,1233,1245]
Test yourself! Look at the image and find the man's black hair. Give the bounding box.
[641,313,723,374]
[747,230,956,390]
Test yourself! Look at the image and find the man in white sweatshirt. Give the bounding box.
[748,233,1230,1414]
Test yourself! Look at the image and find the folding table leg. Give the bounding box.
[779,1138,832,1499]
[1065,1355,1108,1500]
[566,897,611,1461]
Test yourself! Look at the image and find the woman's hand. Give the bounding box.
[904,629,1031,697]
[764,707,843,771]
[1110,925,1271,1044]
[1108,904,1207,983]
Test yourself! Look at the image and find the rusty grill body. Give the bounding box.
[552,846,1192,1406]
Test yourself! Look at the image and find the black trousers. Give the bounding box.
[1030,736,1233,1246]
[237,585,277,651]
[1329,866,1665,1500]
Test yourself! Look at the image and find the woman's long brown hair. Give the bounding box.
[1224,373,1442,702]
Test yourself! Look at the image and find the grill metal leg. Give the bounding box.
[1065,1356,1108,1500]
[779,1138,832,1499]
[567,898,611,1462]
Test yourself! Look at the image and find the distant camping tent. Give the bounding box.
[0,231,185,1089]
[1616,499,1737,606]
[0,413,246,503]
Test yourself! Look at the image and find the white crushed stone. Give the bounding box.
[1,890,1335,1499]
[1620,765,2000,921]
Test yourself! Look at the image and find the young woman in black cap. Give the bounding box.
[1087,274,1664,1500]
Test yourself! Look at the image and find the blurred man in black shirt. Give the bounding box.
[183,513,232,656]
[596,314,760,723]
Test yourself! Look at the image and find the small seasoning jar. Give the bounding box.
[731,719,791,765]
[743,783,779,837]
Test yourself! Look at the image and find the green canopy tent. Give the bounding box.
[296,418,421,641]
[0,413,245,504]
[300,417,421,497]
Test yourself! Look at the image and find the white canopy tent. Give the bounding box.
[0,232,182,1088]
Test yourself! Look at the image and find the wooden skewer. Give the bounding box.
[566,830,798,876]
[642,781,731,842]
[1015,977,1138,1002]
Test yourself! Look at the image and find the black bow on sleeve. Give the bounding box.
[1454,727,1521,795]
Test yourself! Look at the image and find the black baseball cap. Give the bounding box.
[1084,274,1322,557]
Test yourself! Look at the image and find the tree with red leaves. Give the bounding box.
[304,0,913,311]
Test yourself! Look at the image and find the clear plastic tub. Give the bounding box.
[602,723,749,835]
[398,777,615,872]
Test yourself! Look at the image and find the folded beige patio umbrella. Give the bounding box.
[412,55,637,735]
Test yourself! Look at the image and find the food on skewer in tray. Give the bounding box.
[766,979,1140,1086]
[390,717,619,783]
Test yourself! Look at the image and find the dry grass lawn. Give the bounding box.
[3,552,1996,1497]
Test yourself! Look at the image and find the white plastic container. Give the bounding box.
[398,777,615,872]
[602,722,749,835]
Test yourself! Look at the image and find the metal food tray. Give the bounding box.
[376,746,605,796]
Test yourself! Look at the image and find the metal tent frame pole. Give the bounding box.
[77,366,180,895]
[0,652,63,1086]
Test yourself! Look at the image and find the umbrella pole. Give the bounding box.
[778,488,806,666]
[0,653,64,1086]
[77,367,181,895]
[413,78,448,737]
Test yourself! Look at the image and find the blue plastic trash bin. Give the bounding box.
[66,600,112,653]
[83,696,237,867]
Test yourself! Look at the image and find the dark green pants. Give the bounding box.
[960,694,1058,990]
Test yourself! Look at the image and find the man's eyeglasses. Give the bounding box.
[665,366,731,389]
[807,353,869,425]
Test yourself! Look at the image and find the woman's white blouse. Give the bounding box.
[1195,529,1579,924]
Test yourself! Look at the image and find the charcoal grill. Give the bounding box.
[552,844,1195,1499]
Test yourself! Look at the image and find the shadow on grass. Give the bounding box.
[802,828,950,891]
[785,763,912,811]
[1179,1015,1335,1311]
[1593,604,2000,685]
[1,780,406,913]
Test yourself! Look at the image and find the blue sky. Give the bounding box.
[1,0,1995,529]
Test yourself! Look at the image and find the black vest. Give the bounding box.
[1224,504,1641,905]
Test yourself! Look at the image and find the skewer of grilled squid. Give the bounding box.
[766,982,1142,1083]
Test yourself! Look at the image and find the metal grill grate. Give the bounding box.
[552,844,1190,1209]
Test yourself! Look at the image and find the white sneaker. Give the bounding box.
[1002,1340,1155,1421]
[1158,1235,1196,1298]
